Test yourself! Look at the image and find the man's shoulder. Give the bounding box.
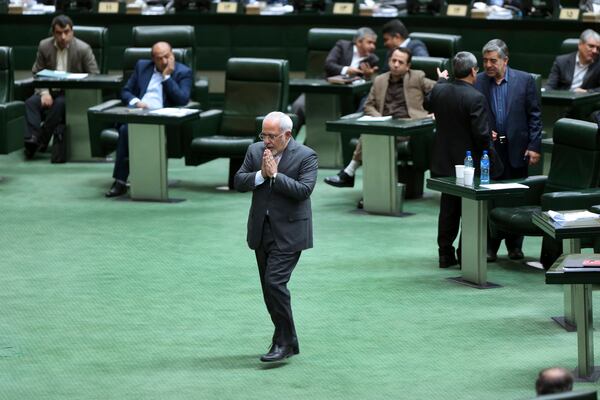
[174,62,192,75]
[374,71,391,83]
[509,68,532,80]
[290,140,317,158]
[555,52,575,64]
[72,37,93,52]
[38,37,54,50]
[407,69,426,80]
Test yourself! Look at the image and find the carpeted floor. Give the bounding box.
[1,150,598,399]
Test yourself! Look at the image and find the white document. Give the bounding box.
[356,115,392,122]
[548,210,600,226]
[149,108,197,117]
[65,73,88,80]
[479,183,529,190]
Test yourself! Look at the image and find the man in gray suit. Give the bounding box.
[24,14,99,160]
[234,111,318,362]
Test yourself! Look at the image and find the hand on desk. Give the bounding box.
[135,101,149,109]
[574,88,588,93]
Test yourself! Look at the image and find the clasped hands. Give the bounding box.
[347,62,379,79]
[261,149,278,179]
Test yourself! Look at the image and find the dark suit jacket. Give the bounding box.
[545,52,600,92]
[424,79,496,177]
[475,67,542,169]
[234,139,318,253]
[406,38,429,58]
[324,40,379,78]
[121,59,193,107]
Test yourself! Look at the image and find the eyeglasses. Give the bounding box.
[258,132,285,141]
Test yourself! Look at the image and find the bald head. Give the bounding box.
[536,367,574,395]
[151,41,173,73]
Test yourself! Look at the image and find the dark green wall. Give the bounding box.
[0,13,593,76]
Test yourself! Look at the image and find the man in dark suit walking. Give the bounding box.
[234,112,318,362]
[475,39,542,261]
[545,29,600,92]
[105,41,192,198]
[425,52,496,268]
[24,14,99,160]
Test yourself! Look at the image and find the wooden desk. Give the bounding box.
[290,78,371,168]
[427,177,528,288]
[547,254,600,381]
[31,74,123,161]
[533,211,600,332]
[87,105,200,202]
[326,116,434,216]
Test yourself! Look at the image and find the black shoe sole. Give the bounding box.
[323,179,354,188]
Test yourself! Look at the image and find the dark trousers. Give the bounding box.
[438,193,462,257]
[112,124,129,182]
[488,139,528,253]
[254,217,301,348]
[24,93,65,144]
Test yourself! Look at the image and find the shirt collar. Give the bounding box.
[399,37,411,48]
[489,66,509,85]
[576,53,591,67]
[53,40,70,51]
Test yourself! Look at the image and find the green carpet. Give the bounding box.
[0,150,598,399]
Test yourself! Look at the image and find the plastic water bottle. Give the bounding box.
[480,150,490,184]
[464,151,473,168]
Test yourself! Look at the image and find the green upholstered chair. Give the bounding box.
[74,26,109,74]
[408,32,462,58]
[0,46,25,154]
[87,47,197,158]
[14,26,109,101]
[306,28,357,79]
[131,25,209,109]
[560,38,579,54]
[489,118,600,266]
[410,56,449,80]
[184,58,289,189]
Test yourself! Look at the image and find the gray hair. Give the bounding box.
[264,111,293,134]
[354,27,377,42]
[453,51,478,79]
[580,29,600,44]
[482,39,509,60]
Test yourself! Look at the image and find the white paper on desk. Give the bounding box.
[548,210,600,225]
[65,73,88,80]
[356,115,392,122]
[149,108,197,117]
[479,183,529,190]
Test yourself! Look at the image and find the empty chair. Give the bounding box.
[0,46,25,154]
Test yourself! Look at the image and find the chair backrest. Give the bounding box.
[560,38,579,54]
[221,58,289,136]
[121,48,192,82]
[409,32,462,58]
[74,26,108,74]
[547,118,600,192]
[0,46,14,103]
[306,28,357,78]
[534,390,597,400]
[132,25,196,71]
[410,56,449,80]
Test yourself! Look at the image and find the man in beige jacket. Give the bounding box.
[324,47,446,191]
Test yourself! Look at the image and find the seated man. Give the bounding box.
[291,27,379,127]
[324,47,445,190]
[545,29,600,92]
[24,14,99,160]
[105,41,193,198]
[381,19,429,72]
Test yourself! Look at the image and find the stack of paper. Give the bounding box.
[356,115,392,122]
[548,210,600,226]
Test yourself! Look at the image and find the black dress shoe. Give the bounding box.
[487,250,497,263]
[324,170,354,188]
[105,181,128,198]
[260,344,296,362]
[24,136,40,160]
[439,254,458,268]
[508,248,524,260]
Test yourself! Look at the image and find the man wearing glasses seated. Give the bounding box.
[545,29,600,92]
